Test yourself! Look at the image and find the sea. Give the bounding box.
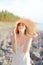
[36,23,43,31]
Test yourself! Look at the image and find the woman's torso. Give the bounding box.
[12,32,31,65]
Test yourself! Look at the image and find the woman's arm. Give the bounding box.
[29,32,38,38]
[23,37,33,55]
[23,32,38,55]
[11,29,17,54]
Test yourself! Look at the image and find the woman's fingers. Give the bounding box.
[33,32,38,38]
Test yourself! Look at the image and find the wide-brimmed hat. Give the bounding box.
[15,18,36,35]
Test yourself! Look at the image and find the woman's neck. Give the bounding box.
[19,31,24,35]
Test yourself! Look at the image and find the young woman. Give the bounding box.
[11,18,38,65]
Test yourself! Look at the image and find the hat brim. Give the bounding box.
[15,18,36,34]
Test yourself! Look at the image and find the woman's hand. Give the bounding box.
[31,32,38,38]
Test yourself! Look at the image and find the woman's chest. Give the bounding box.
[16,35,29,46]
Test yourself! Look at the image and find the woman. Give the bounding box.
[11,18,38,65]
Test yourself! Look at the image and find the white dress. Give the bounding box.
[11,32,31,65]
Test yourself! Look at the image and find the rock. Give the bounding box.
[30,52,41,61]
[0,61,3,65]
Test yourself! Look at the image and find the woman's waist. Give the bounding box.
[12,52,30,59]
[12,53,31,63]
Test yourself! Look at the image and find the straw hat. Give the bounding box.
[15,18,36,36]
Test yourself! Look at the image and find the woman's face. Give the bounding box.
[18,23,26,33]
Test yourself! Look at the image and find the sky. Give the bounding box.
[0,0,43,23]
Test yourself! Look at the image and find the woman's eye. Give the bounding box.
[19,24,24,26]
[21,24,25,26]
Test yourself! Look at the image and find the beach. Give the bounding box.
[0,22,43,65]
